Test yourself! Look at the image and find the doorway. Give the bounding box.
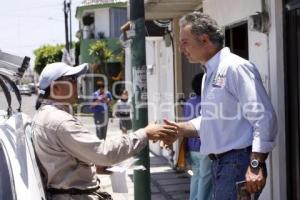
[225,22,249,59]
[284,0,300,199]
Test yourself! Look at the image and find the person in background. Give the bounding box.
[114,90,132,134]
[183,73,212,200]
[32,62,178,200]
[90,80,112,139]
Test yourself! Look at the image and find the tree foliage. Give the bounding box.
[89,40,113,65]
[88,40,125,95]
[34,44,64,74]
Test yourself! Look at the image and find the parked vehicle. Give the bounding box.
[28,83,37,94]
[17,84,32,96]
[0,51,46,200]
[0,113,46,200]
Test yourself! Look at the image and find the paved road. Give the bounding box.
[0,92,37,117]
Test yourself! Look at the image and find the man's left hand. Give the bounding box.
[245,166,266,193]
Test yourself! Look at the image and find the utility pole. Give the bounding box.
[63,0,70,52]
[68,0,72,50]
[129,0,151,200]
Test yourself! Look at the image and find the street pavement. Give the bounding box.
[0,92,37,117]
[0,93,191,200]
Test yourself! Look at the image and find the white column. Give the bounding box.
[267,0,287,199]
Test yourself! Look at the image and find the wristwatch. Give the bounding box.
[250,159,264,170]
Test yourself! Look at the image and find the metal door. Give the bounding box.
[146,37,175,157]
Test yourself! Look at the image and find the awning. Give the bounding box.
[144,0,202,20]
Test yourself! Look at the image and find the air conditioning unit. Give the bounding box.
[248,12,270,34]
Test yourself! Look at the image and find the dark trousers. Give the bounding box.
[93,111,108,139]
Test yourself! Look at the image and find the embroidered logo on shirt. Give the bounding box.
[212,74,226,88]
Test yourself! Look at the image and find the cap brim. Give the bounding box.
[64,63,89,77]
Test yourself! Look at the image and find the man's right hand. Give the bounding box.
[160,119,199,149]
[144,123,178,145]
[164,119,198,138]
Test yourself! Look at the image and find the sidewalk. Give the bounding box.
[99,152,191,200]
[79,116,191,200]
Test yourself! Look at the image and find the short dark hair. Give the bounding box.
[192,73,203,96]
[179,12,224,48]
[97,79,105,88]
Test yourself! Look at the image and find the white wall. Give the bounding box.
[267,0,286,199]
[146,38,162,156]
[203,0,286,199]
[203,0,262,27]
[94,8,110,38]
[146,37,176,160]
[248,32,269,90]
[248,26,272,200]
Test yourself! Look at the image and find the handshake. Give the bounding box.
[144,120,179,148]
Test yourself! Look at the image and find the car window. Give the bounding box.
[0,142,14,200]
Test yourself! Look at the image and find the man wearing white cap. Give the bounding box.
[32,62,177,200]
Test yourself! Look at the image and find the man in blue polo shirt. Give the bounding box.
[90,80,112,139]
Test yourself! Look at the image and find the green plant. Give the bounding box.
[89,41,113,65]
[34,44,64,74]
[89,40,125,92]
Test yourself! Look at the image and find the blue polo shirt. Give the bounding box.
[90,90,112,113]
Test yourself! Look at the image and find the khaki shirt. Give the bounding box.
[32,100,147,191]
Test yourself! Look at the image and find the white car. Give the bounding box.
[0,113,46,200]
[17,85,32,96]
[0,52,46,200]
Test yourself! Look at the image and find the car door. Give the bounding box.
[0,140,15,200]
[0,114,46,200]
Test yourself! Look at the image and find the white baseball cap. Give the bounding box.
[39,62,89,90]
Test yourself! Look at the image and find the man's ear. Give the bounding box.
[197,34,209,44]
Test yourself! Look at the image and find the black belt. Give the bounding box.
[208,146,252,161]
[47,185,100,195]
[118,112,130,117]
